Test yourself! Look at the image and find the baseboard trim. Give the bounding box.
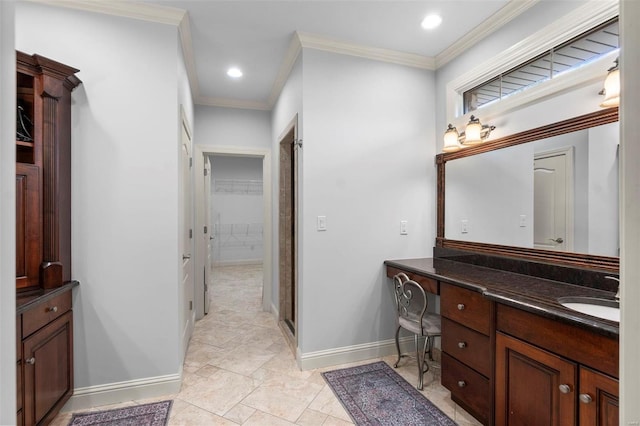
[299,337,432,370]
[61,372,182,412]
[213,259,262,266]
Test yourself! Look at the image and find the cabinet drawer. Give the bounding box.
[442,317,491,377]
[387,266,439,294]
[442,352,490,425]
[441,283,491,335]
[22,291,71,337]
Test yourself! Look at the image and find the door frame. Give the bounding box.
[194,145,272,318]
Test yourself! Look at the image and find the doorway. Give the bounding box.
[194,146,272,320]
[278,121,298,347]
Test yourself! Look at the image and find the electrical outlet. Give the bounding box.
[461,219,469,234]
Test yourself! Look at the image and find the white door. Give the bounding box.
[181,119,194,355]
[203,156,212,315]
[534,150,573,251]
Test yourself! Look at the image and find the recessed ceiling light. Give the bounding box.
[227,67,243,78]
[421,14,442,30]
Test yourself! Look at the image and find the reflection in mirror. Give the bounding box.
[445,121,619,257]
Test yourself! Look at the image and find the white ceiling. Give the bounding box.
[52,0,539,109]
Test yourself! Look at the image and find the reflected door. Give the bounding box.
[534,151,572,251]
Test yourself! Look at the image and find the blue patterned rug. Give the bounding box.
[322,361,457,425]
[67,400,172,426]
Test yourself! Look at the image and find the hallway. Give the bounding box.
[52,264,480,425]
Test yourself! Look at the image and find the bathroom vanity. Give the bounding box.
[385,257,619,426]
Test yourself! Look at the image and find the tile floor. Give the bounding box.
[52,264,482,425]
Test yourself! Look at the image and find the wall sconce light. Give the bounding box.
[599,57,620,108]
[442,115,495,152]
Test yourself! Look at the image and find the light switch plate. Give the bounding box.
[317,216,327,231]
[400,220,408,235]
[519,215,527,227]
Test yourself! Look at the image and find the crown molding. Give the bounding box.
[297,31,435,70]
[23,0,185,25]
[178,13,200,102]
[196,96,271,111]
[435,0,540,69]
[266,33,303,108]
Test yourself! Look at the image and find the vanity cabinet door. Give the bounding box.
[23,311,73,426]
[495,332,577,426]
[579,367,618,426]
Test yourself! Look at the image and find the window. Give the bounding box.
[463,17,619,113]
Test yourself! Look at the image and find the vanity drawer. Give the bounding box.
[442,317,491,377]
[441,283,491,335]
[442,352,490,425]
[22,291,71,337]
[386,266,439,294]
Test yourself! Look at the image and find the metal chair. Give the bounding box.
[392,272,442,390]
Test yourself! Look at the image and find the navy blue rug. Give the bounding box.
[322,361,457,425]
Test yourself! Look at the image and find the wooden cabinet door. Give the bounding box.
[496,332,577,426]
[579,367,618,426]
[23,311,73,426]
[16,163,41,289]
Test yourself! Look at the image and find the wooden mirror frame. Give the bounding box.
[436,107,619,272]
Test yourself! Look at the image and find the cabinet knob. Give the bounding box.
[579,393,593,404]
[458,341,467,349]
[457,304,465,311]
[47,306,58,313]
[457,380,466,388]
[25,357,35,365]
[558,384,571,394]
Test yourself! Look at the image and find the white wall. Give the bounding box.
[0,1,16,422]
[299,49,435,355]
[16,2,184,405]
[445,143,533,247]
[588,123,619,257]
[195,105,271,150]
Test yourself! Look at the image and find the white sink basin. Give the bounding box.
[558,297,619,322]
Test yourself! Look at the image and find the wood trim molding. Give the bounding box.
[439,107,618,162]
[436,108,620,272]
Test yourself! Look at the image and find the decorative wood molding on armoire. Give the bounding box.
[15,50,81,426]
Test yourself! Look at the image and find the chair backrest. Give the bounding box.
[392,273,428,323]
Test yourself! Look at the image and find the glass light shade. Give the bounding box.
[600,68,620,108]
[463,120,483,146]
[443,126,461,152]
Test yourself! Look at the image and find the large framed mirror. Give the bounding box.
[436,108,619,272]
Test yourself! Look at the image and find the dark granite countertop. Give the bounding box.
[16,281,79,315]
[384,258,619,339]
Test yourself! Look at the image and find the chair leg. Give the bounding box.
[393,326,403,368]
[422,336,431,372]
[415,334,424,390]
